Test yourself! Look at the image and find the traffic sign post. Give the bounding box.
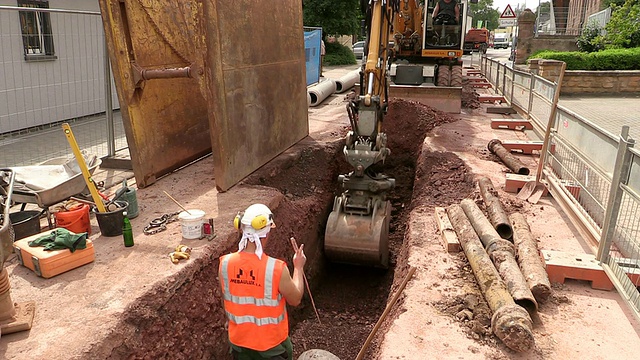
[499,4,517,28]
[500,4,516,19]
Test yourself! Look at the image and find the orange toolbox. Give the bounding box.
[13,232,95,278]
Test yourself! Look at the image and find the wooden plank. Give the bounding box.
[491,119,533,130]
[542,250,614,291]
[435,207,460,253]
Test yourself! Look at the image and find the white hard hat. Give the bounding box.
[234,203,276,234]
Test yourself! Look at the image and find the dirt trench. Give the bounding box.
[90,99,476,360]
[242,99,475,359]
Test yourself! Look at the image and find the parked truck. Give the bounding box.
[493,32,510,49]
[463,28,489,54]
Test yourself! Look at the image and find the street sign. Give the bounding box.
[500,4,516,19]
[499,19,516,27]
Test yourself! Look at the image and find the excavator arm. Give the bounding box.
[324,0,399,268]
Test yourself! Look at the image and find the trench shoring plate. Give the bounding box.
[202,1,309,191]
[99,0,212,188]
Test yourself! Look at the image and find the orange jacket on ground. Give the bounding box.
[219,252,288,351]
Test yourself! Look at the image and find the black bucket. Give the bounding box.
[95,201,128,237]
[9,210,42,240]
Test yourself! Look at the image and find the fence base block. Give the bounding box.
[491,119,533,130]
[478,95,505,103]
[504,173,549,196]
[501,140,543,154]
[542,250,614,291]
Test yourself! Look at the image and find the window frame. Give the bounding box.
[17,0,57,61]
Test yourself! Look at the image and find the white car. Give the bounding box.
[352,41,365,59]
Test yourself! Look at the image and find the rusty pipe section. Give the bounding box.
[447,204,535,352]
[131,64,194,87]
[510,212,552,303]
[460,199,538,314]
[478,177,513,239]
[488,139,530,175]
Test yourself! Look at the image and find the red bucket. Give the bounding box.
[55,204,91,235]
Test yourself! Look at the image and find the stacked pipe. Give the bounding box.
[334,70,360,93]
[307,79,336,107]
[460,199,538,314]
[478,177,513,239]
[307,70,360,107]
[447,203,535,352]
[510,212,552,303]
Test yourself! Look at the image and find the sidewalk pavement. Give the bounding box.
[559,93,640,140]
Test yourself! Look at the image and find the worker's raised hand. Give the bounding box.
[290,237,307,270]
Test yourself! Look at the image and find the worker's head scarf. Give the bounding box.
[237,204,276,259]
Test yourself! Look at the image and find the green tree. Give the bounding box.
[469,0,500,30]
[601,0,640,48]
[536,1,551,15]
[602,0,628,8]
[303,0,361,39]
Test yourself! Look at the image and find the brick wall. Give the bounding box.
[532,59,640,94]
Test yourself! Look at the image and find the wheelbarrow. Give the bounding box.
[6,154,102,229]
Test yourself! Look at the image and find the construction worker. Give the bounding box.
[432,0,460,25]
[219,203,306,360]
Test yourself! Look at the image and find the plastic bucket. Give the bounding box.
[178,209,205,239]
[9,210,42,240]
[95,200,128,237]
[121,187,139,219]
[55,204,91,235]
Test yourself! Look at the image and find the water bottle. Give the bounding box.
[122,211,134,247]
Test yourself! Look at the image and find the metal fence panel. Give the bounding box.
[0,6,123,166]
[556,107,619,175]
[628,148,640,194]
[479,54,640,320]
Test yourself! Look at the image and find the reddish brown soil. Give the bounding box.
[461,81,481,109]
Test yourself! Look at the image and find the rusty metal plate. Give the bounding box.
[201,0,309,191]
[99,0,211,188]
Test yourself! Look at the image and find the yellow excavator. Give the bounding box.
[324,0,472,268]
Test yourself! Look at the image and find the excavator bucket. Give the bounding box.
[324,198,391,268]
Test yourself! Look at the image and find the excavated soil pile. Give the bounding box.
[461,82,481,109]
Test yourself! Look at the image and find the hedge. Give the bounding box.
[324,41,357,66]
[529,48,640,70]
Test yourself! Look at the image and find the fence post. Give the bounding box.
[526,74,535,119]
[495,62,500,94]
[597,126,636,262]
[501,63,507,97]
[104,36,115,157]
[509,68,515,105]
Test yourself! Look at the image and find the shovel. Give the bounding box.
[517,62,566,203]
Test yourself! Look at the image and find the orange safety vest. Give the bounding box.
[219,252,288,351]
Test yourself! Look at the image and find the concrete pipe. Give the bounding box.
[335,70,360,93]
[307,91,312,107]
[447,204,535,353]
[308,79,336,107]
[460,199,538,314]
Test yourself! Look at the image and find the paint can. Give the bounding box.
[178,210,206,239]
